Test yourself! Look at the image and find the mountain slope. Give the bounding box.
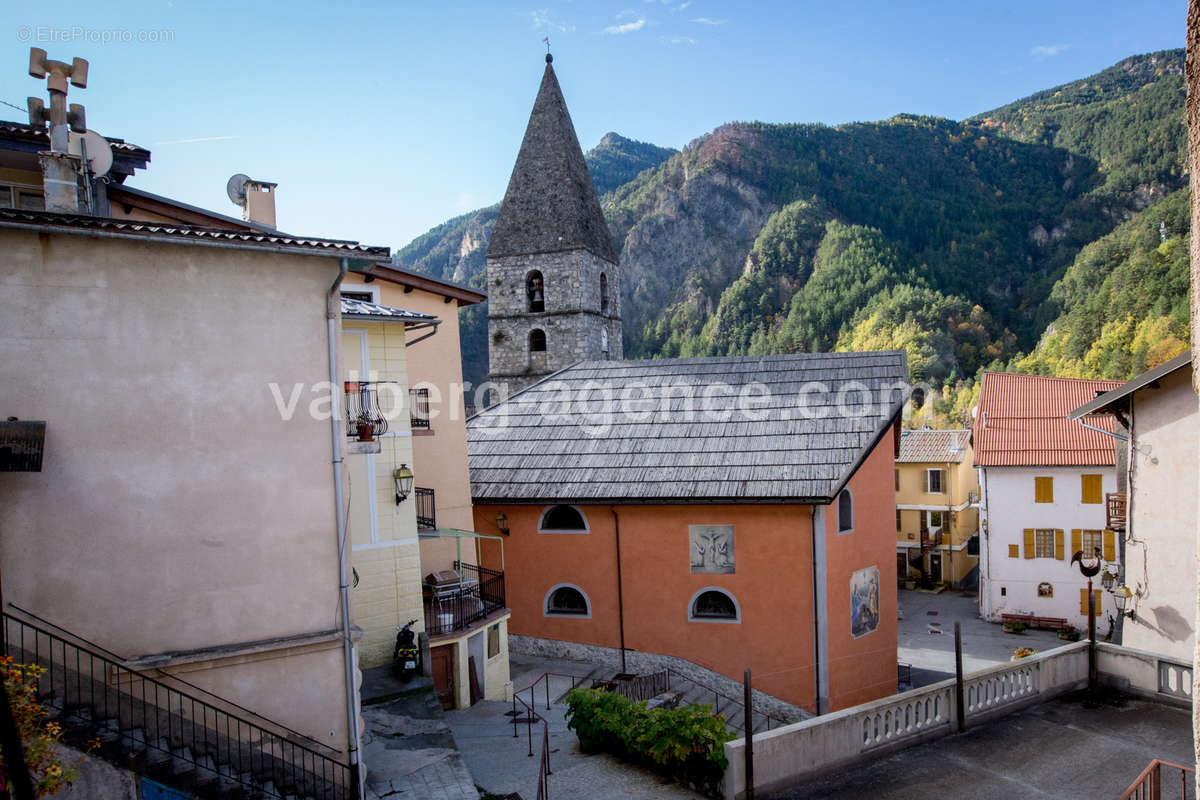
[399,50,1187,399]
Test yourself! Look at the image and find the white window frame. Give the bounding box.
[340,284,381,304]
[688,587,741,624]
[538,505,590,534]
[544,583,591,618]
[926,468,945,494]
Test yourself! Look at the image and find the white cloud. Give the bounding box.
[691,16,726,25]
[661,35,696,46]
[532,9,576,33]
[677,0,692,8]
[1030,43,1069,59]
[604,17,646,34]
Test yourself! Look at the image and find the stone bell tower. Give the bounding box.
[485,54,622,396]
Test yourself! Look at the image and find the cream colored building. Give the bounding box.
[1068,354,1198,661]
[0,218,378,767]
[895,429,979,588]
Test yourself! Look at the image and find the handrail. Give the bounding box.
[1119,758,1195,800]
[662,666,786,732]
[3,612,351,799]
[510,685,553,798]
[6,604,338,757]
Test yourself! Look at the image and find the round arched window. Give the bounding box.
[527,271,545,312]
[539,505,588,532]
[545,585,590,616]
[690,589,739,622]
[529,328,547,353]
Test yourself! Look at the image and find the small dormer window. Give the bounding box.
[529,329,547,353]
[527,271,545,312]
[600,273,609,313]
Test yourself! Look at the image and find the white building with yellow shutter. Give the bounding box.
[973,373,1122,633]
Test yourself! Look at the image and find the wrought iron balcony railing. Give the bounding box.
[415,487,436,531]
[410,387,431,429]
[344,381,388,440]
[423,562,506,637]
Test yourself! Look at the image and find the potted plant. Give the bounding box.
[1002,621,1026,635]
[356,415,375,442]
[1012,647,1035,660]
[1058,625,1081,642]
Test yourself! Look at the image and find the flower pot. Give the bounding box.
[356,421,375,442]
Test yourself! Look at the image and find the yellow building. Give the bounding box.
[341,269,512,710]
[895,429,979,588]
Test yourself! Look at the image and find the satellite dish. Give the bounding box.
[67,129,113,177]
[226,173,251,208]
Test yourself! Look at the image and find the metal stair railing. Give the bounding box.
[3,611,353,800]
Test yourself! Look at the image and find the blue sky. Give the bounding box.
[3,1,1186,250]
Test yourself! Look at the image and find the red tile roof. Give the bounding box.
[973,372,1122,467]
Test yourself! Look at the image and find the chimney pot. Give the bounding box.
[243,179,277,228]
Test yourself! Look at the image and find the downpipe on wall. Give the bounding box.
[327,260,365,798]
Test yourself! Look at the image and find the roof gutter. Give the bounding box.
[0,219,387,261]
[1072,418,1128,442]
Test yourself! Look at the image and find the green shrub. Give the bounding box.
[565,688,733,797]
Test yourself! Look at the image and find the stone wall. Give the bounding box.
[487,248,622,394]
[508,634,807,725]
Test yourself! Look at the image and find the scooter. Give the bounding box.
[393,619,420,681]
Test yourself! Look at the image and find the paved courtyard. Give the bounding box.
[898,589,1066,685]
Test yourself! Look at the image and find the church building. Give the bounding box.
[468,56,905,715]
[486,53,622,396]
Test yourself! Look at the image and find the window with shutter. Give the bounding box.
[1081,474,1102,504]
[1081,529,1103,558]
[1103,529,1116,562]
[1008,544,1019,558]
[1023,529,1035,559]
[1079,588,1101,616]
[1035,477,1054,503]
[1054,530,1065,560]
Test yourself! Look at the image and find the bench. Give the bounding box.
[1001,613,1068,631]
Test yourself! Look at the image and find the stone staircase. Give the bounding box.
[6,613,352,800]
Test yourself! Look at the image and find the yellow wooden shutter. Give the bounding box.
[1008,544,1019,558]
[1035,477,1053,503]
[1071,529,1082,556]
[1079,588,1102,616]
[1023,529,1035,559]
[1103,529,1116,562]
[1054,530,1064,560]
[1081,474,1102,504]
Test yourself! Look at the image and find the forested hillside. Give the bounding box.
[398,50,1189,417]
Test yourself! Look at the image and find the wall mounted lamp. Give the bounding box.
[1112,585,1135,620]
[495,511,510,536]
[393,464,414,505]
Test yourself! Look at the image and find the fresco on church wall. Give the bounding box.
[851,565,880,638]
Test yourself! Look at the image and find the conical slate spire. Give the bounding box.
[487,62,618,264]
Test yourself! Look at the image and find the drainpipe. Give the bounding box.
[326,260,364,798]
[609,506,627,673]
[809,505,822,716]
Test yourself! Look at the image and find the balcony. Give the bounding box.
[423,561,507,637]
[1107,492,1127,532]
[415,487,436,531]
[410,387,430,430]
[344,381,388,440]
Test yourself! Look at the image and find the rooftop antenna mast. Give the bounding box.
[27,47,93,214]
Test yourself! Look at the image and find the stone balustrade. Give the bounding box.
[723,640,1136,799]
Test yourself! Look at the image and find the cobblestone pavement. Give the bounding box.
[362,689,478,800]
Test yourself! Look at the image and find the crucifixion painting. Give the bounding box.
[689,525,735,574]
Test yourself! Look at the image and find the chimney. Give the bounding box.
[243,179,277,228]
[27,47,90,214]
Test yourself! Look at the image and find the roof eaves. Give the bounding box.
[1067,353,1193,419]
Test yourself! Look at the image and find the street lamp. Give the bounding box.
[393,464,414,505]
[1112,585,1135,620]
[1070,547,1103,693]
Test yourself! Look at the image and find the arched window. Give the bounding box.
[600,273,609,313]
[545,584,591,617]
[529,329,547,353]
[689,588,740,622]
[838,488,853,533]
[526,271,545,312]
[539,505,588,533]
